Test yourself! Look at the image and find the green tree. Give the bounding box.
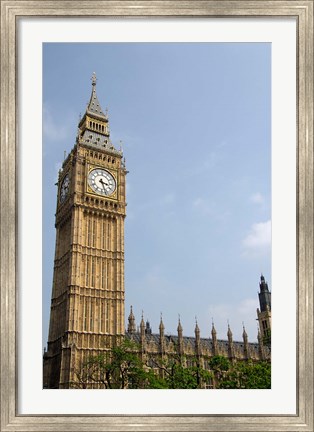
[231,360,271,389]
[72,342,270,390]
[72,339,155,389]
[147,355,213,389]
[263,330,271,349]
[209,356,271,389]
[209,355,231,387]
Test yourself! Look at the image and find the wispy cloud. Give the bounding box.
[136,192,176,212]
[250,192,265,205]
[192,197,230,224]
[161,193,175,205]
[128,192,176,222]
[43,104,71,141]
[186,140,227,177]
[242,220,271,257]
[110,131,139,150]
[192,197,214,216]
[208,298,258,341]
[140,265,173,299]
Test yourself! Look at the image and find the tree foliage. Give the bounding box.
[263,330,271,349]
[148,355,213,389]
[209,355,271,389]
[72,342,270,389]
[73,339,152,389]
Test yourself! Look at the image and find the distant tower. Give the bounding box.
[257,274,271,345]
[127,306,136,334]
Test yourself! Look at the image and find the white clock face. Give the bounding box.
[88,168,116,196]
[60,174,70,203]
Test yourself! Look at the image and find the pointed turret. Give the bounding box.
[211,321,218,356]
[242,324,250,360]
[227,323,233,341]
[227,323,235,360]
[177,316,183,335]
[77,73,120,154]
[159,314,165,336]
[195,320,200,339]
[159,314,165,355]
[86,72,106,119]
[195,319,201,356]
[139,312,146,357]
[140,312,145,335]
[177,316,184,356]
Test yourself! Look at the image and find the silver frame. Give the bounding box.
[1,1,313,431]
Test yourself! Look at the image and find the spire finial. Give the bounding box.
[177,314,183,333]
[159,313,165,332]
[211,318,217,336]
[227,320,232,336]
[91,72,97,86]
[242,322,248,336]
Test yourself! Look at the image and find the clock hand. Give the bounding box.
[99,178,107,190]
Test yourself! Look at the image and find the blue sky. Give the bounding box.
[43,43,271,348]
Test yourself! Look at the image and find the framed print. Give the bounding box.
[0,1,313,431]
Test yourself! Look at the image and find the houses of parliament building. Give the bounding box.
[43,74,271,389]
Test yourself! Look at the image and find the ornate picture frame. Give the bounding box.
[1,1,313,431]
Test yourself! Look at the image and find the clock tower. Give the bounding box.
[43,73,127,389]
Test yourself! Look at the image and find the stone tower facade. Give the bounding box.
[43,73,127,389]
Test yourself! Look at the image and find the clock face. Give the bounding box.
[60,174,70,203]
[88,168,116,196]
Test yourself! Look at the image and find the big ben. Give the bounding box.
[43,73,127,389]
